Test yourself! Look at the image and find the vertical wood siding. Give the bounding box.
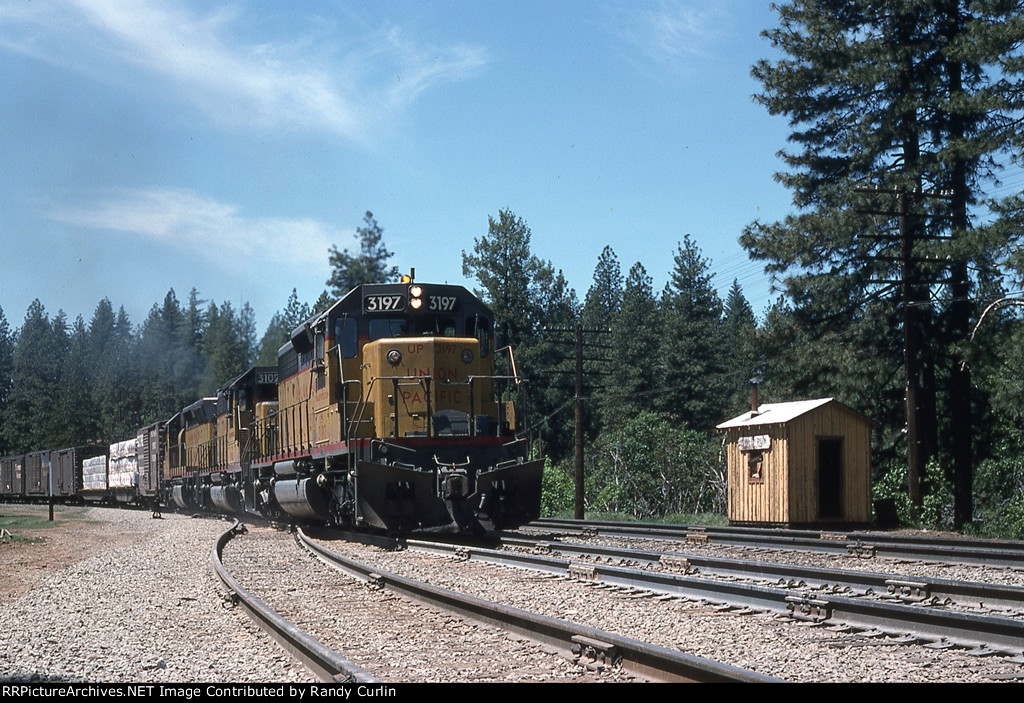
[724,401,873,525]
[787,405,872,524]
[726,425,789,523]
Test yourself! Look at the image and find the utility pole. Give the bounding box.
[898,189,931,512]
[573,324,584,519]
[858,186,948,516]
[544,324,611,520]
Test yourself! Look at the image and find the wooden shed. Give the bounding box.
[716,398,876,527]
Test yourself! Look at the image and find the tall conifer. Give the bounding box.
[745,0,1024,524]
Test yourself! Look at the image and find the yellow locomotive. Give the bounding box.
[161,367,278,514]
[250,278,542,533]
[4,278,543,535]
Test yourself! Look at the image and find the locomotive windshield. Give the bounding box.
[369,318,408,340]
[367,316,459,340]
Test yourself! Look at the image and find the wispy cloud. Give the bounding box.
[48,188,341,274]
[0,0,488,140]
[609,0,724,73]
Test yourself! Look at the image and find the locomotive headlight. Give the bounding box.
[387,349,402,366]
[409,285,423,310]
[409,285,423,297]
[461,349,474,364]
[410,297,423,310]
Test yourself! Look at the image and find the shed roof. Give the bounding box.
[716,397,876,430]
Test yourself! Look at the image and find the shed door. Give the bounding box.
[818,438,842,519]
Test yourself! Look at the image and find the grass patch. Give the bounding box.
[0,508,77,542]
[0,513,63,531]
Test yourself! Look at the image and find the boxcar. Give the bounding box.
[23,450,50,498]
[0,455,25,499]
[48,446,105,500]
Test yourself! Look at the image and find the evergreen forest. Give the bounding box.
[4,3,1024,538]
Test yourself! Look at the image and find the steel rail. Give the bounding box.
[210,521,380,683]
[529,518,1024,569]
[403,537,1024,660]
[500,535,1024,610]
[295,528,777,683]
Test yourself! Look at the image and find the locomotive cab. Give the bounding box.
[167,397,216,509]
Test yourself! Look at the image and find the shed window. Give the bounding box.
[747,450,764,484]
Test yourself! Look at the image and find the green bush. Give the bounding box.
[874,458,953,531]
[967,451,1024,539]
[585,412,726,520]
[540,456,575,517]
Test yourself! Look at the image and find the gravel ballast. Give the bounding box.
[0,506,312,683]
[6,505,1024,683]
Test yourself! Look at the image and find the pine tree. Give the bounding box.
[202,301,244,394]
[237,301,257,369]
[256,312,288,366]
[461,209,546,352]
[581,246,623,429]
[746,0,1024,525]
[256,289,313,365]
[582,246,622,329]
[57,315,97,446]
[607,262,661,424]
[92,306,140,441]
[327,211,399,298]
[4,301,63,452]
[530,264,582,459]
[721,279,760,415]
[657,236,726,430]
[138,291,187,422]
[311,291,334,316]
[176,289,207,400]
[0,305,11,455]
[462,210,581,458]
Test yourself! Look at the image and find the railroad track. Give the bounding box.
[529,518,1024,569]
[500,534,1024,611]
[399,534,1024,662]
[214,522,1024,681]
[210,521,379,683]
[218,522,743,682]
[296,527,776,683]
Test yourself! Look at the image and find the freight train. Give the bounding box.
[0,279,544,534]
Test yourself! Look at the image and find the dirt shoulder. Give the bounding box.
[0,504,146,604]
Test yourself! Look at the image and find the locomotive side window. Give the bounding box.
[336,317,358,358]
[468,316,491,357]
[369,318,408,341]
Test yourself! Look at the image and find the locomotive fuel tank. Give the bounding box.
[273,477,331,521]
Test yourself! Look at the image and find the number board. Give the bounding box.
[363,294,407,313]
[428,295,459,312]
[255,372,278,385]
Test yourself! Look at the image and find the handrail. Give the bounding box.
[246,370,531,458]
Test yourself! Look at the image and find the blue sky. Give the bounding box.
[0,0,795,335]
